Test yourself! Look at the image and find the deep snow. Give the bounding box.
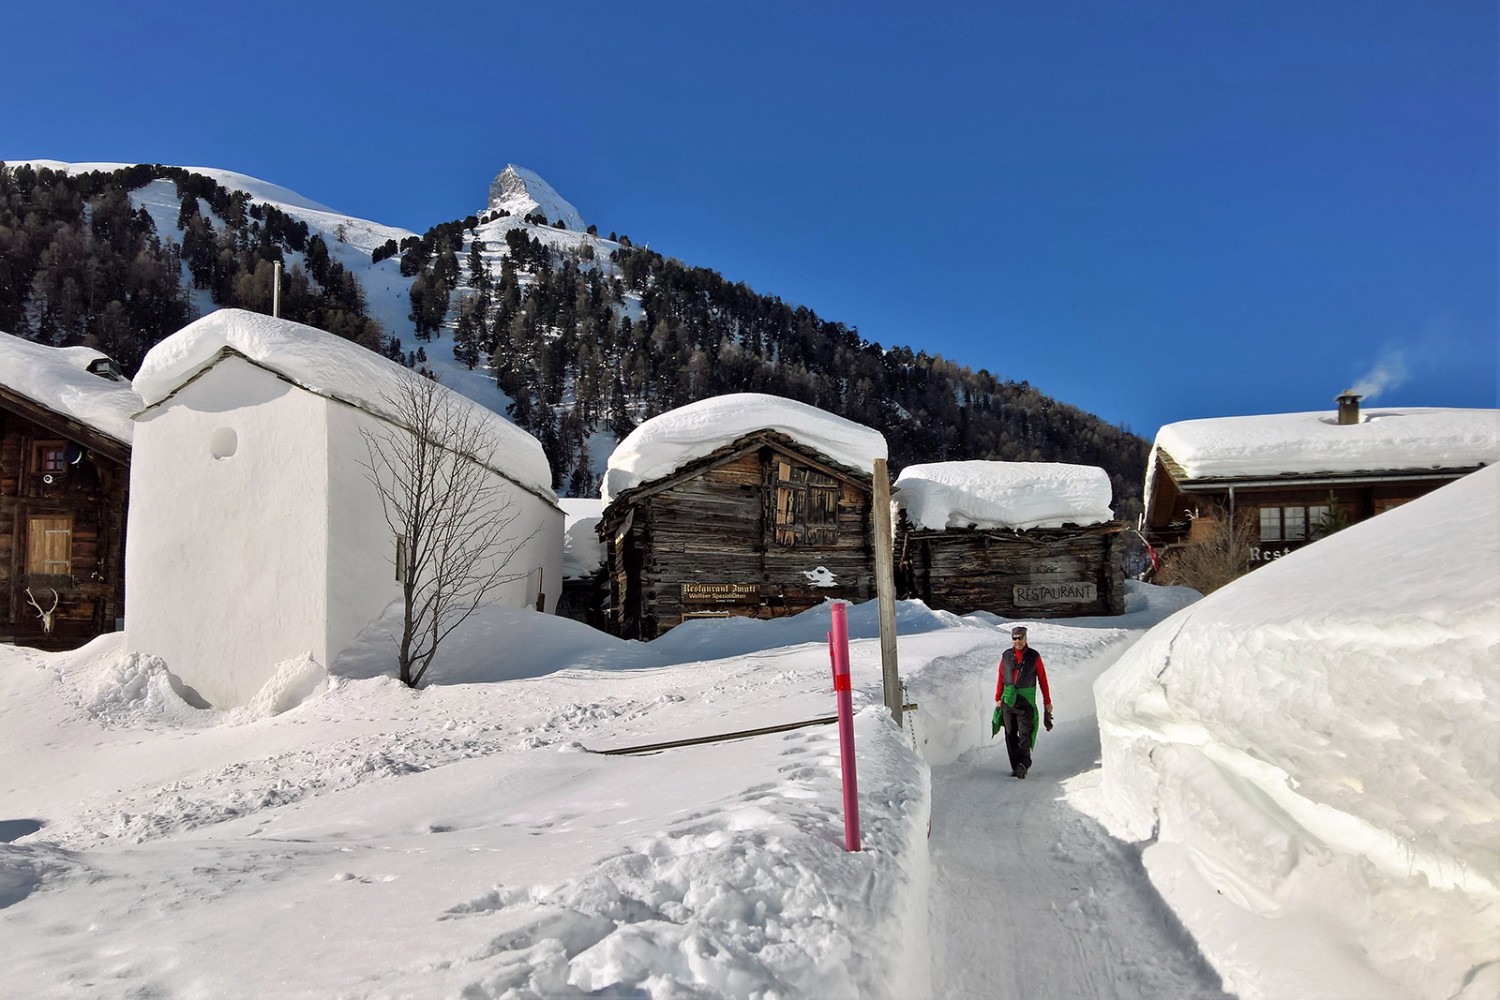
[6,449,1494,1000]
[1088,462,1500,1000]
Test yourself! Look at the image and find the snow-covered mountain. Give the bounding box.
[487,163,586,231]
[11,158,606,426]
[3,158,1156,503]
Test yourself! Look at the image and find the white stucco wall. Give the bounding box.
[322,402,564,668]
[125,357,332,707]
[324,401,401,668]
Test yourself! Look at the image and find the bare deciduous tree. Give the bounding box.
[1157,506,1259,596]
[361,376,537,687]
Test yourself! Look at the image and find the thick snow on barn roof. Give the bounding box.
[133,309,555,498]
[1152,407,1500,482]
[895,460,1115,531]
[560,498,605,579]
[0,330,140,445]
[602,393,888,503]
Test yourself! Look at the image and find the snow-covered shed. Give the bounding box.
[1143,396,1500,564]
[0,333,138,649]
[556,497,607,629]
[895,461,1125,618]
[125,309,563,707]
[598,394,887,639]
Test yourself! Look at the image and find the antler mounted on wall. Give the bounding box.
[25,587,59,634]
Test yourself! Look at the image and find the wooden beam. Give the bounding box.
[588,704,920,755]
[871,458,901,725]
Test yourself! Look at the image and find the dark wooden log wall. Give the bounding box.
[899,518,1126,618]
[605,446,875,638]
[0,409,129,650]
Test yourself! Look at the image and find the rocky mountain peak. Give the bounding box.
[487,164,586,231]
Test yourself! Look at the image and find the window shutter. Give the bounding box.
[27,516,72,576]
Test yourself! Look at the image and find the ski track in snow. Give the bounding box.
[927,644,1233,1000]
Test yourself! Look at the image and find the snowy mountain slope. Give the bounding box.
[16,159,627,429]
[16,160,342,213]
[15,159,423,349]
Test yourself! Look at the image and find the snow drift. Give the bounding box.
[1093,463,1500,1000]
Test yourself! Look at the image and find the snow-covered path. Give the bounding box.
[926,641,1232,1000]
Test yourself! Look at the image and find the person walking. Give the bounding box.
[995,626,1053,779]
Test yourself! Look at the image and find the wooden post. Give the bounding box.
[872,458,901,725]
[273,261,282,318]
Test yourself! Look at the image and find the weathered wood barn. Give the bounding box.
[0,333,139,649]
[894,461,1126,618]
[597,394,887,639]
[1143,395,1500,566]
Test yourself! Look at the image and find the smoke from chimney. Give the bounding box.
[1347,349,1408,402]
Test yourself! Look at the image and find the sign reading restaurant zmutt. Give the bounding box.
[681,582,761,604]
[1013,582,1098,607]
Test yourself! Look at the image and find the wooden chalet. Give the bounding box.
[894,462,1126,618]
[598,430,877,639]
[0,343,134,650]
[1144,395,1500,567]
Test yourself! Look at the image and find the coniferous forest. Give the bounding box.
[0,163,1148,519]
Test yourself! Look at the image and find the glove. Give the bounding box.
[1044,708,1054,732]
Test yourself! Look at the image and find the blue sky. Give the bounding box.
[7,1,1495,435]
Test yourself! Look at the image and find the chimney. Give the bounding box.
[86,357,123,382]
[1336,391,1362,426]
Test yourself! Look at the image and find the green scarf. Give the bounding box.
[1001,684,1040,749]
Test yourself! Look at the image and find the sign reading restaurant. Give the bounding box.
[681,582,761,604]
[1012,582,1098,607]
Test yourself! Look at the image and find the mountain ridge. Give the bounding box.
[0,159,1149,528]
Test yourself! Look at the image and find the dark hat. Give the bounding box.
[1011,626,1028,639]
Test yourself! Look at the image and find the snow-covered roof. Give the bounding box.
[602,393,888,503]
[134,309,556,499]
[895,460,1115,531]
[560,498,606,579]
[1153,407,1500,482]
[0,331,141,446]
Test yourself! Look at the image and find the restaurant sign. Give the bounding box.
[1013,582,1097,607]
[681,582,762,605]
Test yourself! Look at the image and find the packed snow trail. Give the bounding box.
[927,642,1233,1000]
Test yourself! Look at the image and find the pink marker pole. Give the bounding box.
[828,601,861,852]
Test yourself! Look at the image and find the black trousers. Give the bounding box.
[1001,701,1035,773]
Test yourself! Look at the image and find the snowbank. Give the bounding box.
[603,393,887,502]
[0,330,140,444]
[3,600,942,998]
[1092,464,1500,1000]
[132,309,555,497]
[895,460,1114,531]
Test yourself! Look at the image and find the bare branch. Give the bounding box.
[360,377,541,687]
